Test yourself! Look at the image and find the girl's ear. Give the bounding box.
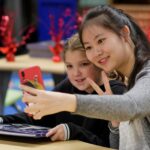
[121,25,130,41]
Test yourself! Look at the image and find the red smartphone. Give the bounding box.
[18,66,45,90]
[19,66,45,116]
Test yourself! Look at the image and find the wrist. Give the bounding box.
[111,121,120,127]
[62,94,76,112]
[108,122,119,134]
[62,124,70,140]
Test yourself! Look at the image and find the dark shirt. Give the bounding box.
[1,78,126,147]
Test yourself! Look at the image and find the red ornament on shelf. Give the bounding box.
[48,8,82,62]
[49,41,63,62]
[0,14,35,62]
[48,15,64,62]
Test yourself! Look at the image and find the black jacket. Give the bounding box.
[1,78,126,147]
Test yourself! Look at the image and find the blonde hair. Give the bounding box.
[62,33,85,61]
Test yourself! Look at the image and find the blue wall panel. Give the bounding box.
[37,0,77,41]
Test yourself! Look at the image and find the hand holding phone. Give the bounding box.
[19,66,45,116]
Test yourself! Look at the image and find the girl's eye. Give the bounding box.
[81,62,90,67]
[85,46,91,51]
[98,38,105,44]
[66,65,72,69]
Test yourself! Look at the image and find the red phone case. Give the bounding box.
[18,66,45,89]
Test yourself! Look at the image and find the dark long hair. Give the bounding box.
[79,5,150,89]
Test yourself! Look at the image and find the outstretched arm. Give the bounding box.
[21,70,150,121]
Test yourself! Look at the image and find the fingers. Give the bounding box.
[46,127,57,137]
[22,92,37,104]
[87,78,104,95]
[32,110,46,120]
[101,71,112,95]
[26,105,51,120]
[46,128,58,141]
[50,133,60,141]
[20,84,38,96]
[24,102,40,115]
[46,125,65,141]
[87,71,113,95]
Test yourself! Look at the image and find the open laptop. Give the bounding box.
[0,123,50,138]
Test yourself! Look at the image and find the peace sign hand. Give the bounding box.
[87,71,112,95]
[87,71,119,127]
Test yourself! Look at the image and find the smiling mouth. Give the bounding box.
[98,57,108,65]
[75,78,85,83]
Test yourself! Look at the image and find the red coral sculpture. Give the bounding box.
[48,8,82,62]
[0,15,35,61]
